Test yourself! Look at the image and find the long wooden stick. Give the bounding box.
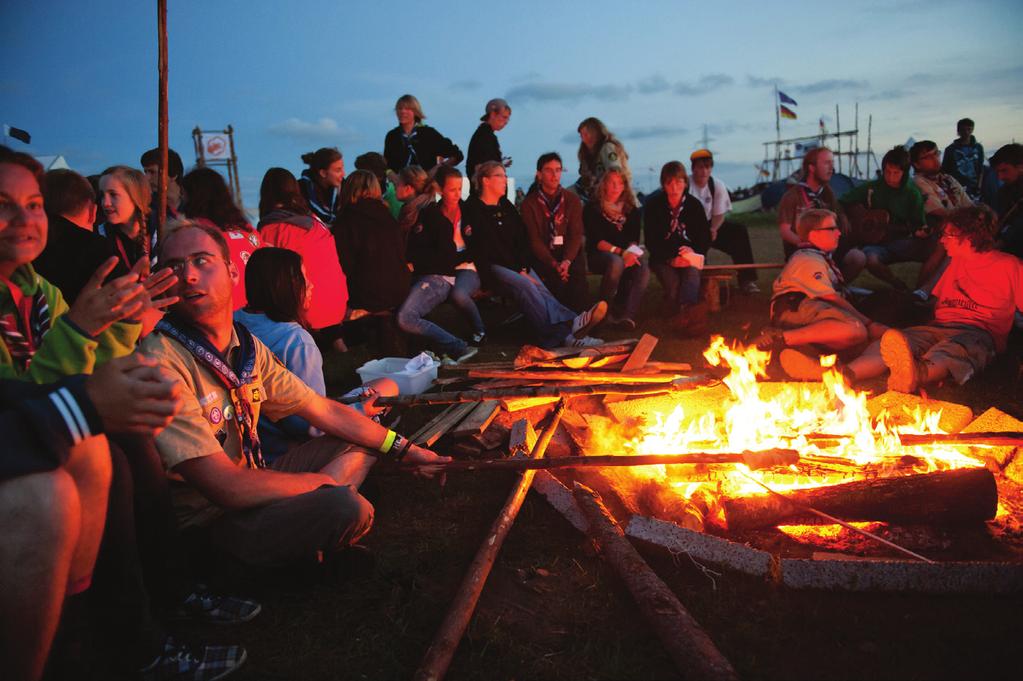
[468,369,685,383]
[573,483,739,680]
[336,376,711,407]
[415,401,568,681]
[899,431,1023,447]
[393,449,799,474]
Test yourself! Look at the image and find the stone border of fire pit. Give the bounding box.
[533,471,1023,594]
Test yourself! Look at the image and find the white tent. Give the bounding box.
[33,155,70,171]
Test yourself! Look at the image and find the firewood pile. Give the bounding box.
[356,334,1023,680]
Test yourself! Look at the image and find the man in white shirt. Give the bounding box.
[689,149,759,293]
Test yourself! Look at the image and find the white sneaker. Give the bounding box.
[441,345,479,366]
[571,301,608,338]
[566,335,605,348]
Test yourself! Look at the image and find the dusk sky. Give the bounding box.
[3,0,1020,209]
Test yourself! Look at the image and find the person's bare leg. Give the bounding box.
[841,248,866,282]
[846,340,888,380]
[782,320,867,350]
[0,469,80,681]
[320,449,376,489]
[61,436,112,590]
[865,253,905,289]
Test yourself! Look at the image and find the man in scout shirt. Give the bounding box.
[141,220,449,567]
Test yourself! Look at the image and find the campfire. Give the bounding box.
[395,334,1023,679]
[578,336,997,544]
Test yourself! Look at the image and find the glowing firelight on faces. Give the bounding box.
[589,336,987,534]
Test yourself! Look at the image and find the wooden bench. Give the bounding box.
[700,263,786,312]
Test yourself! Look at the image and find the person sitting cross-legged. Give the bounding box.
[753,208,885,375]
[781,206,1023,393]
[140,220,449,571]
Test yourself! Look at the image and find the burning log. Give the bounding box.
[415,402,567,681]
[718,467,998,531]
[573,482,739,681]
[353,377,710,407]
[397,449,799,474]
[899,431,1023,447]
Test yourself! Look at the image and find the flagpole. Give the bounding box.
[774,85,781,181]
[157,0,169,239]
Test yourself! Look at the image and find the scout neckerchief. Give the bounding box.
[538,188,565,248]
[665,197,687,240]
[796,182,827,209]
[795,241,846,293]
[601,200,627,231]
[401,127,419,168]
[0,274,51,369]
[156,314,266,469]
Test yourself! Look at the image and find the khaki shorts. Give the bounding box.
[901,324,996,385]
[775,297,862,329]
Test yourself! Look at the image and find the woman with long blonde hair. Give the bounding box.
[583,169,649,329]
[98,165,157,269]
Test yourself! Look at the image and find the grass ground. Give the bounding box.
[185,212,1022,680]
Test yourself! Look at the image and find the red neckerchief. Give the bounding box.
[0,275,50,369]
[666,198,686,240]
[538,189,565,247]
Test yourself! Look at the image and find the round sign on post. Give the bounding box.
[204,135,229,160]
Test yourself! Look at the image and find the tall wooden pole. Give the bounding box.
[156,0,169,236]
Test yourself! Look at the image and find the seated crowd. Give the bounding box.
[2,96,1021,680]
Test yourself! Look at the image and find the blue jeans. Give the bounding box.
[397,275,468,356]
[589,251,650,321]
[489,265,576,348]
[450,269,484,335]
[651,262,700,313]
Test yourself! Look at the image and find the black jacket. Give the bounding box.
[643,191,711,264]
[583,202,642,260]
[461,196,531,286]
[384,125,463,173]
[332,199,410,311]
[34,214,127,302]
[466,123,501,180]
[408,202,472,276]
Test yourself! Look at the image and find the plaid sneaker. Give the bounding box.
[174,585,262,625]
[139,636,246,681]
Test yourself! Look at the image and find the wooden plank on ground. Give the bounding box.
[501,396,560,412]
[413,402,478,446]
[451,401,501,438]
[469,370,680,383]
[621,333,659,373]
[407,404,457,444]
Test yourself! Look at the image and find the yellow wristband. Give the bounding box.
[379,430,397,454]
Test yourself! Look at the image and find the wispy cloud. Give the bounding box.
[673,73,734,96]
[747,75,785,88]
[618,124,689,141]
[790,78,869,94]
[267,117,361,143]
[506,82,633,103]
[449,79,482,92]
[636,74,671,94]
[863,89,908,102]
